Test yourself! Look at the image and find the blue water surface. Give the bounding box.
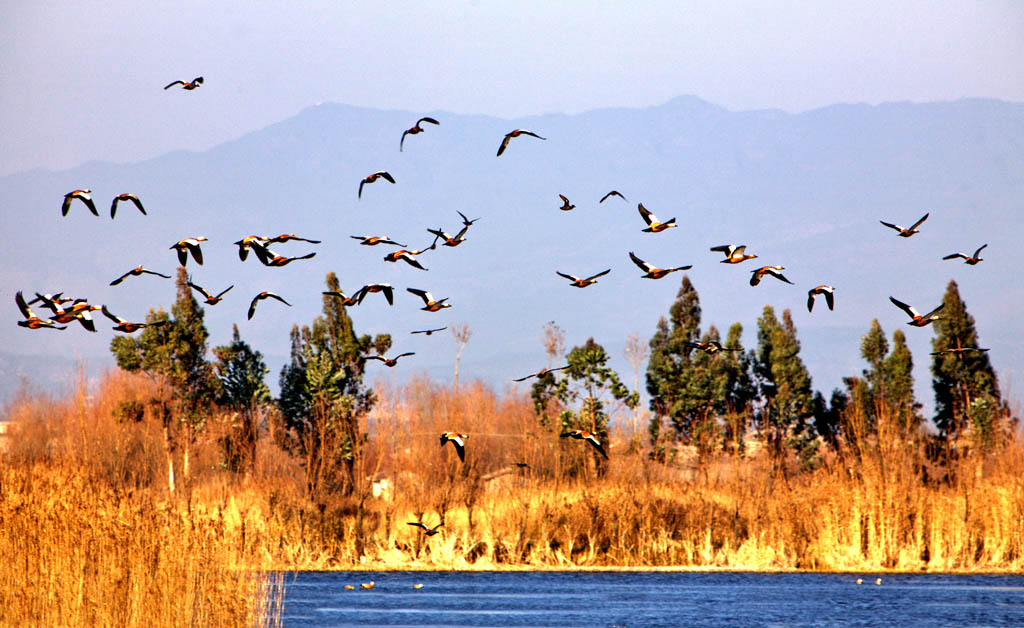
[276,571,1024,628]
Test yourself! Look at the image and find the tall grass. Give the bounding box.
[2,365,1022,611]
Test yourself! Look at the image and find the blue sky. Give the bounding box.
[2,1,1023,175]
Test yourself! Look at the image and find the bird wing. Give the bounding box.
[381,171,395,184]
[496,134,512,156]
[109,197,120,218]
[637,203,654,225]
[629,252,653,273]
[187,282,212,299]
[82,196,98,216]
[909,212,929,231]
[173,245,188,266]
[879,220,900,232]
[825,290,835,311]
[921,303,944,319]
[889,296,919,319]
[358,179,365,199]
[974,243,988,258]
[513,373,537,382]
[127,195,146,215]
[585,434,609,459]
[520,130,545,140]
[942,253,965,260]
[100,306,123,324]
[407,522,429,531]
[559,194,569,203]
[420,116,439,125]
[143,269,171,279]
[186,242,204,265]
[164,80,185,89]
[556,271,579,282]
[710,244,734,254]
[807,291,816,312]
[406,288,430,304]
[110,271,133,286]
[15,292,32,319]
[749,271,762,286]
[400,130,410,152]
[247,296,260,320]
[61,195,73,216]
[586,269,612,281]
[267,293,291,307]
[249,242,271,266]
[215,285,234,299]
[767,268,793,284]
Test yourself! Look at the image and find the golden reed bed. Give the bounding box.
[1,370,1021,625]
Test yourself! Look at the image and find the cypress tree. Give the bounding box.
[212,324,270,475]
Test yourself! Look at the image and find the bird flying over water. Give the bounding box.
[110,266,171,286]
[400,116,440,151]
[358,171,395,199]
[807,285,835,312]
[440,432,468,462]
[637,203,676,232]
[943,244,987,265]
[110,193,147,218]
[889,296,943,327]
[556,269,611,288]
[247,292,290,320]
[560,429,608,459]
[880,212,929,237]
[164,76,203,90]
[496,129,546,156]
[628,252,691,279]
[61,190,98,217]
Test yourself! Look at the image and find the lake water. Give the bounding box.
[277,571,1024,627]
[276,569,1024,622]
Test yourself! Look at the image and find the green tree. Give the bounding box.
[109,267,217,491]
[884,329,920,431]
[212,324,270,475]
[532,338,637,473]
[277,272,391,499]
[645,275,703,440]
[931,280,1004,443]
[753,306,814,471]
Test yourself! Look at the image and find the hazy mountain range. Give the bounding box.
[2,96,1021,417]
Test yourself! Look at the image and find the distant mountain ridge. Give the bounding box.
[2,96,1021,414]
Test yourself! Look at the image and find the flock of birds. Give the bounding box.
[14,78,994,536]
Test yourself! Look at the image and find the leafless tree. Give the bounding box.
[624,332,649,437]
[451,323,472,393]
[542,321,565,368]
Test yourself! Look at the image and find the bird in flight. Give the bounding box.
[358,171,395,199]
[556,269,611,288]
[440,432,468,462]
[61,189,98,217]
[110,193,147,218]
[807,285,835,312]
[233,236,271,261]
[880,212,929,237]
[427,225,468,247]
[560,429,608,459]
[407,521,444,536]
[383,242,434,270]
[365,352,416,368]
[931,347,990,358]
[600,190,626,203]
[350,235,407,247]
[513,365,569,382]
[496,129,546,156]
[407,288,450,311]
[628,252,691,279]
[558,195,575,211]
[15,292,67,330]
[101,306,168,334]
[355,283,395,306]
[188,281,234,305]
[710,244,758,264]
[411,327,448,336]
[943,244,987,265]
[164,76,203,90]
[266,234,322,245]
[110,266,171,286]
[400,116,440,151]
[686,340,741,355]
[253,245,317,267]
[637,203,676,233]
[889,296,943,327]
[749,266,793,286]
[457,211,480,227]
[170,237,207,266]
[322,290,362,307]
[48,301,101,332]
[247,292,291,320]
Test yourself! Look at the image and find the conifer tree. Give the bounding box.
[212,324,270,475]
[931,280,1003,441]
[884,329,920,431]
[645,275,703,440]
[277,272,391,499]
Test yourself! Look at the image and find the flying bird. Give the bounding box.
[411,327,447,336]
[109,266,171,286]
[931,347,990,358]
[323,290,361,307]
[247,292,291,320]
[637,203,676,232]
[15,292,67,330]
[407,288,450,311]
[164,76,203,90]
[101,306,168,333]
[558,195,575,211]
[188,281,234,305]
[233,236,271,261]
[350,235,407,247]
[383,247,431,270]
[880,212,929,237]
[49,302,100,332]
[943,244,987,265]
[600,190,626,203]
[440,432,468,462]
[496,129,546,156]
[267,234,322,245]
[358,171,395,199]
[258,248,317,267]
[61,189,98,217]
[400,116,440,151]
[365,352,415,367]
[110,193,147,218]
[457,211,480,227]
[556,269,611,288]
[407,521,444,536]
[170,237,207,266]
[628,252,691,279]
[513,365,569,382]
[426,225,468,247]
[686,340,741,355]
[807,285,835,312]
[356,283,395,306]
[710,244,758,264]
[749,266,793,286]
[560,429,608,459]
[889,296,943,327]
